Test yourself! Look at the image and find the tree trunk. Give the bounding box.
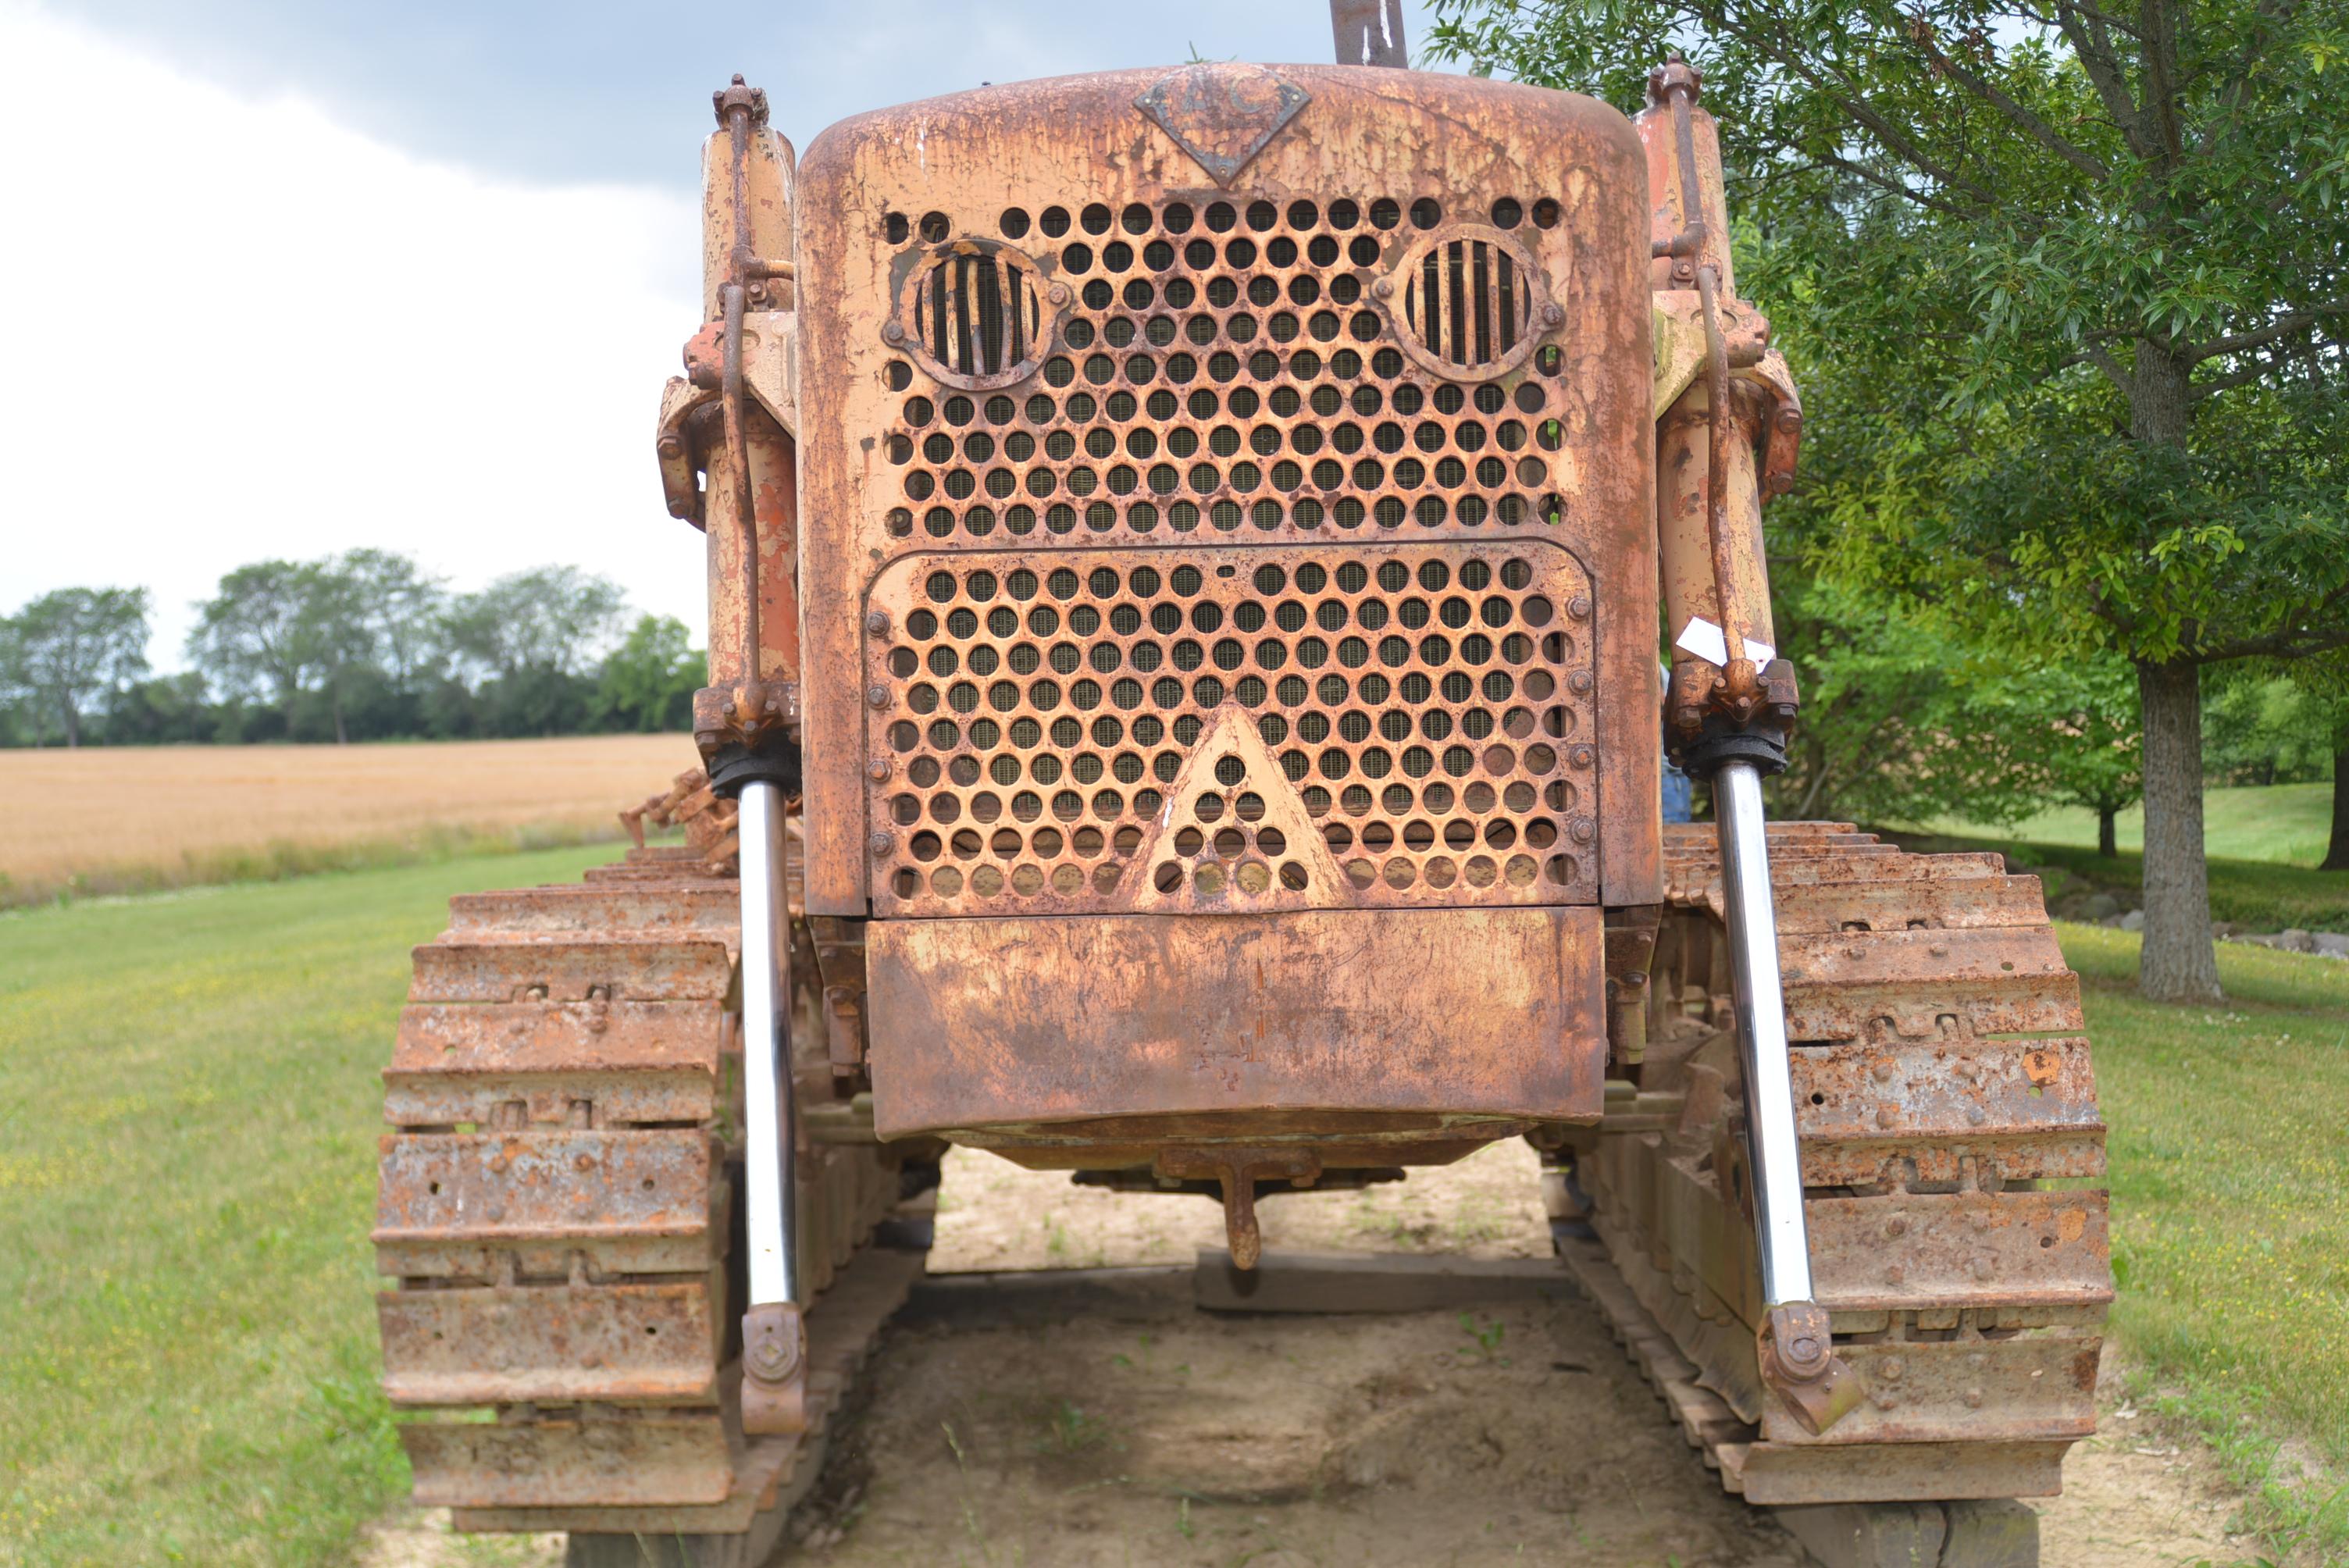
[1795,732,1831,818]
[2124,340,2222,1000]
[333,686,348,746]
[2098,804,2117,858]
[2323,746,2349,871]
[62,700,80,748]
[2135,659,2222,1001]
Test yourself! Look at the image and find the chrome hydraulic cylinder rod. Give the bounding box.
[738,779,800,1310]
[1713,758,1813,1307]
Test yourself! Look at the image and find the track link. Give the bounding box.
[1573,823,2110,1506]
[373,833,915,1546]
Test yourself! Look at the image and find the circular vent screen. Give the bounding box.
[1388,226,1549,378]
[899,241,1053,390]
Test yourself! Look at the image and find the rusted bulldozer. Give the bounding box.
[374,22,2108,1566]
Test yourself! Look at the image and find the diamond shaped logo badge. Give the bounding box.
[1135,63,1311,188]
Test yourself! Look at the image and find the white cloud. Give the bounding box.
[0,4,705,671]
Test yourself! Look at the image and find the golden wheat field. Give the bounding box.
[0,735,698,901]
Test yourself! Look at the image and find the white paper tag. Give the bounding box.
[1674,616,1774,669]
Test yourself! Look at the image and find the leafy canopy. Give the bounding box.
[1431,0,2349,665]
[0,587,150,745]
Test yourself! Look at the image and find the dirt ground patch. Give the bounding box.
[359,1142,2262,1567]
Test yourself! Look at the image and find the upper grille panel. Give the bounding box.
[880,195,1572,548]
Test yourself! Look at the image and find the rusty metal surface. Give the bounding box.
[384,1001,721,1129]
[1565,1216,2092,1502]
[741,1300,810,1435]
[1157,1144,1321,1268]
[403,1414,733,1509]
[447,885,740,934]
[700,402,801,695]
[374,1129,715,1278]
[376,838,916,1531]
[1791,1034,2105,1187]
[1779,925,2083,1042]
[1808,1189,2112,1312]
[380,1279,720,1406]
[1575,827,2109,1500]
[1763,1336,2100,1447]
[865,906,1604,1141]
[408,935,733,1004]
[1329,0,1410,69]
[790,66,1658,914]
[1766,874,2055,934]
[447,1246,927,1536]
[1135,64,1314,187]
[1724,1440,2073,1505]
[862,541,1599,915]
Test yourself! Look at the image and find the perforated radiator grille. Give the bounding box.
[864,542,1598,916]
[881,196,1569,547]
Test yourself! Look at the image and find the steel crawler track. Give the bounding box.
[1573,823,2111,1508]
[372,840,915,1548]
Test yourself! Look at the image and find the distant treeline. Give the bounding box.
[1,551,700,747]
[0,554,2333,839]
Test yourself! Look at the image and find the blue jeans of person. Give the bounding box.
[1662,762,1694,824]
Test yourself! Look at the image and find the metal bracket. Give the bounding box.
[1760,1301,1866,1436]
[654,375,717,529]
[740,1299,807,1434]
[1157,1146,1323,1270]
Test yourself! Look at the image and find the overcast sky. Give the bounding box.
[0,1,1458,671]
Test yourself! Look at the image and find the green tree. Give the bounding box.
[1434,0,2349,1000]
[340,548,447,690]
[1776,576,2139,847]
[1770,575,1986,824]
[308,551,448,744]
[102,672,216,747]
[445,567,629,737]
[301,562,375,745]
[444,567,627,679]
[0,587,150,747]
[188,561,326,725]
[2300,663,2349,871]
[595,615,702,732]
[1951,654,2143,857]
[2204,668,2337,785]
[187,551,450,743]
[2205,655,2349,867]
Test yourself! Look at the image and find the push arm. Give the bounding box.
[1639,58,1862,1437]
[657,74,811,1438]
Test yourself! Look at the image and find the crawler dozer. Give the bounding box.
[373,17,2109,1564]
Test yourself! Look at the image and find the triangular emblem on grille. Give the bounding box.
[1135,64,1311,188]
[1128,707,1346,911]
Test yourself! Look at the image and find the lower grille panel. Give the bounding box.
[864,542,1599,915]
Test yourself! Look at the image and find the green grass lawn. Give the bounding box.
[1927,779,2338,868]
[2062,922,2349,1554]
[2,854,2346,1563]
[0,846,608,1567]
